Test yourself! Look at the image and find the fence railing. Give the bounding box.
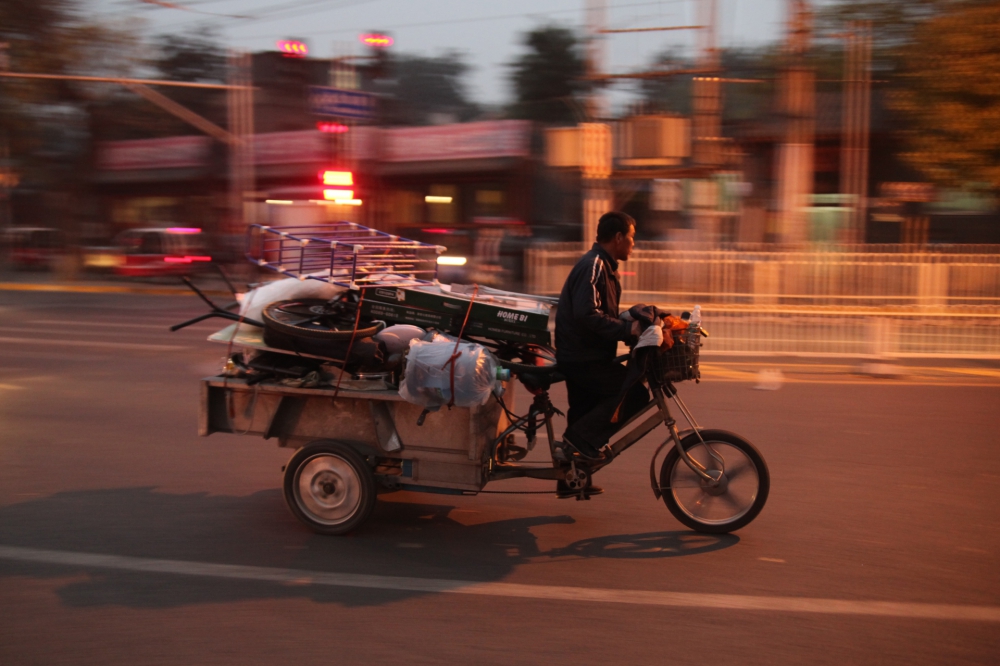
[526,243,1000,311]
[525,242,1000,358]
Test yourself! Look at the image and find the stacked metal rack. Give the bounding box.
[246,222,445,289]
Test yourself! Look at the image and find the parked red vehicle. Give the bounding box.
[113,227,212,277]
[1,227,65,270]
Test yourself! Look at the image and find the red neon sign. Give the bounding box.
[277,40,308,57]
[164,256,212,264]
[360,33,393,48]
[317,121,350,134]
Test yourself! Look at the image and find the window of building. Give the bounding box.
[427,184,458,225]
[474,188,506,217]
[389,190,425,226]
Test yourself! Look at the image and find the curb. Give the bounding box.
[853,362,904,379]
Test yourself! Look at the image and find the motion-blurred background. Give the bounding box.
[1,0,998,359]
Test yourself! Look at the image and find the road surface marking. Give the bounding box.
[0,337,184,352]
[27,320,174,330]
[0,326,175,338]
[0,283,229,297]
[1,545,998,622]
[940,367,1000,379]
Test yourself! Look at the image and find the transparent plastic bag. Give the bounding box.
[398,334,498,410]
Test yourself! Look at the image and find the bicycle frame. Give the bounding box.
[487,378,725,494]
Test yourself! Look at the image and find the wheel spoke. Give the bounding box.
[690,492,721,518]
[717,491,742,513]
[724,460,751,483]
[285,315,324,327]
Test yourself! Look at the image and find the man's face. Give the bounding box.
[614,225,636,261]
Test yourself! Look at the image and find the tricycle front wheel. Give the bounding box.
[659,430,769,534]
[283,441,376,535]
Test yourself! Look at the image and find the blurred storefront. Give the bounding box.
[93,130,340,244]
[92,119,580,286]
[93,136,219,243]
[357,120,538,285]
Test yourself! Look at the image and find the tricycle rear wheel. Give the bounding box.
[283,441,376,535]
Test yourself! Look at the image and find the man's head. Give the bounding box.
[596,211,636,262]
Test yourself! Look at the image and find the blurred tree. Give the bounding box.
[888,2,1000,191]
[815,0,996,73]
[156,29,227,84]
[508,25,589,124]
[89,27,228,140]
[0,0,144,230]
[367,51,480,126]
[639,48,693,116]
[151,27,227,129]
[816,0,948,50]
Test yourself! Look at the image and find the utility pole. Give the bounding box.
[773,0,815,244]
[840,21,872,244]
[329,43,359,224]
[692,0,722,168]
[582,0,613,249]
[691,0,724,242]
[227,51,255,243]
[585,0,608,120]
[0,42,12,234]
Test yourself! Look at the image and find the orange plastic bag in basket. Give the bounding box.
[659,315,689,350]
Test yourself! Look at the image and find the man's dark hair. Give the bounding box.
[596,211,635,243]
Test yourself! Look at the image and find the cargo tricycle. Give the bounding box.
[182,223,769,535]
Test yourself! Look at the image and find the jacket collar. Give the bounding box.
[592,242,619,272]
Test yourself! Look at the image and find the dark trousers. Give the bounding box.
[560,359,650,454]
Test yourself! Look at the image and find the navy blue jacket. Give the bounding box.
[555,243,633,365]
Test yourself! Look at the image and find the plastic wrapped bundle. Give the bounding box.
[238,275,345,323]
[398,334,499,410]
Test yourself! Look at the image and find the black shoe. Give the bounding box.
[557,440,607,462]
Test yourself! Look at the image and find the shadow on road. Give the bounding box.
[0,487,738,609]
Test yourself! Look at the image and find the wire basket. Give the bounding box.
[246,223,444,289]
[655,327,702,383]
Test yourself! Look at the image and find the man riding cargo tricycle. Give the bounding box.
[179,221,769,535]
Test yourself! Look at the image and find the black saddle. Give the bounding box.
[508,363,565,393]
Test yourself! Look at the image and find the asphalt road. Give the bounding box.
[1,289,998,665]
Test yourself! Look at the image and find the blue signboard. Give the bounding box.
[309,86,376,120]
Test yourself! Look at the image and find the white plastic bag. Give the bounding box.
[374,324,426,355]
[238,276,345,323]
[398,334,498,410]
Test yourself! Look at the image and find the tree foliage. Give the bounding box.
[888,2,1000,190]
[816,0,950,51]
[508,25,589,124]
[0,0,144,196]
[155,29,227,84]
[87,27,229,141]
[638,49,693,116]
[372,51,480,126]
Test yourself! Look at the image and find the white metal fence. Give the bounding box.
[526,243,1000,359]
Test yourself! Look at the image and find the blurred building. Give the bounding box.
[85,47,999,288]
[90,47,583,285]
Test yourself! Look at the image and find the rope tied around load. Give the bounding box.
[440,284,479,409]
